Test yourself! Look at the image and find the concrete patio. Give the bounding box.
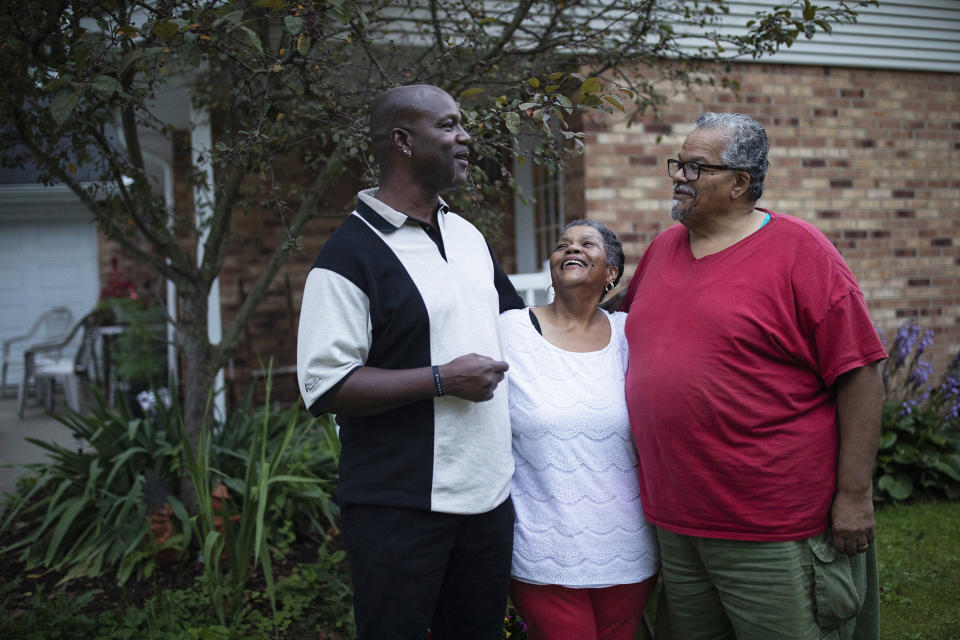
[0,388,80,499]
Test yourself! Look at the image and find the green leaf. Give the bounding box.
[254,462,271,562]
[283,15,304,35]
[51,90,80,125]
[879,431,897,449]
[153,21,179,40]
[117,49,144,77]
[936,454,960,482]
[504,112,521,135]
[928,432,947,447]
[215,10,245,27]
[104,447,147,487]
[580,77,601,95]
[239,26,264,55]
[297,34,311,56]
[878,473,913,500]
[267,474,324,484]
[202,530,223,566]
[803,1,816,21]
[44,498,87,565]
[604,95,625,111]
[527,77,540,88]
[459,87,486,98]
[254,0,287,8]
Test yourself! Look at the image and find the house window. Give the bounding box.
[513,152,564,274]
[532,163,564,268]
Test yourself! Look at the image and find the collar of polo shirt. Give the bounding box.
[356,188,449,233]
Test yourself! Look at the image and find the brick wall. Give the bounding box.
[96,62,959,399]
[217,158,361,404]
[575,62,960,375]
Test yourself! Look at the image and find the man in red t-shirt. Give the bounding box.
[622,112,886,639]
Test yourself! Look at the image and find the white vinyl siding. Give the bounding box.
[681,1,960,73]
[373,1,959,74]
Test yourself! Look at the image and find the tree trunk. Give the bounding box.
[178,289,218,514]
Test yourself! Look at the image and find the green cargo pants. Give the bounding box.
[653,528,878,640]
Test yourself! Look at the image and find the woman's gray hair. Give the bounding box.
[695,112,769,201]
[562,219,625,299]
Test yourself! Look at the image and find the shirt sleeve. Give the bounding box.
[812,288,887,387]
[794,242,887,387]
[296,267,372,416]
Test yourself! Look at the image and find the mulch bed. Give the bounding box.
[0,503,329,624]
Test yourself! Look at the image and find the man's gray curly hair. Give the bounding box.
[695,112,769,201]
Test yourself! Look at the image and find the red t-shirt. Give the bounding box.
[623,210,887,541]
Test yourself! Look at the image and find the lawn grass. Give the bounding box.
[876,500,960,640]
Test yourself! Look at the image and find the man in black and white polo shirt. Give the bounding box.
[297,85,524,639]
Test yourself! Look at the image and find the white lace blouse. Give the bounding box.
[499,308,658,587]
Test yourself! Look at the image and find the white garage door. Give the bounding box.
[0,202,99,389]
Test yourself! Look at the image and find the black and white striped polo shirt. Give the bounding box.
[297,189,523,514]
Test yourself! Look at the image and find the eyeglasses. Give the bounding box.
[667,159,750,181]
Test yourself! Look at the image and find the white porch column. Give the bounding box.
[189,103,226,423]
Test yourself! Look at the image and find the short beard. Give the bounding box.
[670,199,689,222]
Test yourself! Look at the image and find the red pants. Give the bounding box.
[510,576,657,640]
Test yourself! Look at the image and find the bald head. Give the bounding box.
[370,85,450,166]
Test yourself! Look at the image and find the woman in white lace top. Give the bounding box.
[500,220,658,640]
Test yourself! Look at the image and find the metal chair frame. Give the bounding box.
[2,306,74,398]
[16,310,102,419]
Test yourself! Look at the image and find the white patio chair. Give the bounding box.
[2,306,74,398]
[17,310,101,419]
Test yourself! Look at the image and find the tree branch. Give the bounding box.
[215,143,346,366]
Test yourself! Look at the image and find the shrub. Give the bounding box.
[0,380,340,591]
[182,372,341,627]
[875,324,960,502]
[0,389,190,584]
[0,580,101,640]
[213,386,340,553]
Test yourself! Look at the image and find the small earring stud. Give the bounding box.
[404,149,412,157]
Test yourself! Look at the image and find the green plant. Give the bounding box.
[213,385,340,555]
[503,605,528,639]
[0,580,100,640]
[875,324,960,502]
[94,587,243,640]
[102,297,167,387]
[181,370,332,627]
[270,542,356,637]
[0,389,190,584]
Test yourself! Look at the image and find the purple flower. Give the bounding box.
[908,361,933,390]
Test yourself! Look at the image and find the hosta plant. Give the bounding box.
[875,324,960,502]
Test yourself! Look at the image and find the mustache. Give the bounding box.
[673,184,696,197]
